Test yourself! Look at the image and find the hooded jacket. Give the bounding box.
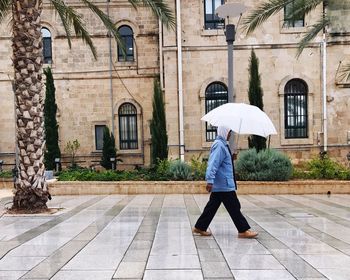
[205,126,236,192]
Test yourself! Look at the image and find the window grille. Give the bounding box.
[118,103,138,149]
[204,0,225,30]
[284,79,308,138]
[205,82,228,141]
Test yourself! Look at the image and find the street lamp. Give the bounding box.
[110,157,116,170]
[216,3,247,152]
[54,158,61,173]
[216,3,246,103]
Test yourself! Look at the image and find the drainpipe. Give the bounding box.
[176,0,185,161]
[158,19,164,90]
[107,0,114,135]
[321,33,327,152]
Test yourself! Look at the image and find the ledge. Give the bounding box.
[0,178,12,189]
[2,179,350,195]
[48,180,350,195]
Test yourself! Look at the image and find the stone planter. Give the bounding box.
[0,178,13,189]
[47,180,350,195]
[2,179,350,195]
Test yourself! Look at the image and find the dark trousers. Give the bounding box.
[195,191,250,233]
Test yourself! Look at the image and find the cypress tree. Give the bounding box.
[100,127,116,169]
[44,67,61,170]
[247,49,266,152]
[150,77,168,164]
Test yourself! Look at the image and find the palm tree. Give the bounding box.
[242,0,349,76]
[1,0,174,210]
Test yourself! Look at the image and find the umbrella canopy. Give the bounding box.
[201,103,277,138]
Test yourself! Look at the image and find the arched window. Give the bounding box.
[118,103,138,149]
[284,79,308,138]
[118,25,134,62]
[205,82,228,141]
[41,28,52,64]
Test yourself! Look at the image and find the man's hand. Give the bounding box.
[206,183,213,193]
[232,152,238,161]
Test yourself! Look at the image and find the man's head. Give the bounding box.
[217,126,232,141]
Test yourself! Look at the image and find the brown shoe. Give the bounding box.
[238,230,258,238]
[192,227,212,236]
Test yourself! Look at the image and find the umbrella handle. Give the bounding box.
[235,133,240,153]
[235,119,242,153]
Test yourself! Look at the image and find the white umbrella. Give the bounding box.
[201,103,277,138]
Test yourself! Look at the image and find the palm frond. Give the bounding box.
[50,0,72,49]
[242,0,293,34]
[291,0,323,18]
[0,0,11,23]
[128,0,175,29]
[79,0,126,55]
[337,63,350,83]
[296,15,329,57]
[50,0,97,59]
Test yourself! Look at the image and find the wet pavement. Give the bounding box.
[0,193,349,279]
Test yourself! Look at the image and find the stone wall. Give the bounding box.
[47,180,350,195]
[2,178,350,195]
[329,1,350,34]
[163,0,350,165]
[0,0,349,169]
[0,1,159,169]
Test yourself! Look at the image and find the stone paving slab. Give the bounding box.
[0,194,349,279]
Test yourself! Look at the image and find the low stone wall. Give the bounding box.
[0,179,12,189]
[2,179,350,195]
[47,180,350,195]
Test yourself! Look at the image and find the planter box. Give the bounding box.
[2,179,350,195]
[0,178,13,189]
[47,180,350,195]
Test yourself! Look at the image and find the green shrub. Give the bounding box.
[57,167,173,181]
[235,149,293,181]
[292,167,311,179]
[58,169,141,181]
[64,139,80,169]
[168,160,192,180]
[156,159,171,177]
[190,155,207,180]
[305,155,350,180]
[0,171,12,178]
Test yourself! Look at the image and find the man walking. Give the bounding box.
[193,126,258,238]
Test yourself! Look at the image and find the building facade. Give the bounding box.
[0,0,349,170]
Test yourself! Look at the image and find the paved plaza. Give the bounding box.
[0,193,350,280]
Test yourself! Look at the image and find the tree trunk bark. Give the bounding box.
[11,0,50,209]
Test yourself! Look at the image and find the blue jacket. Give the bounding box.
[205,136,236,192]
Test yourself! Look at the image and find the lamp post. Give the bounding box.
[54,158,61,173]
[225,24,235,104]
[216,3,246,152]
[110,157,116,170]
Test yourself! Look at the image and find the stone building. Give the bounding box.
[0,0,349,170]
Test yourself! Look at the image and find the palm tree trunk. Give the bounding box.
[11,0,50,209]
